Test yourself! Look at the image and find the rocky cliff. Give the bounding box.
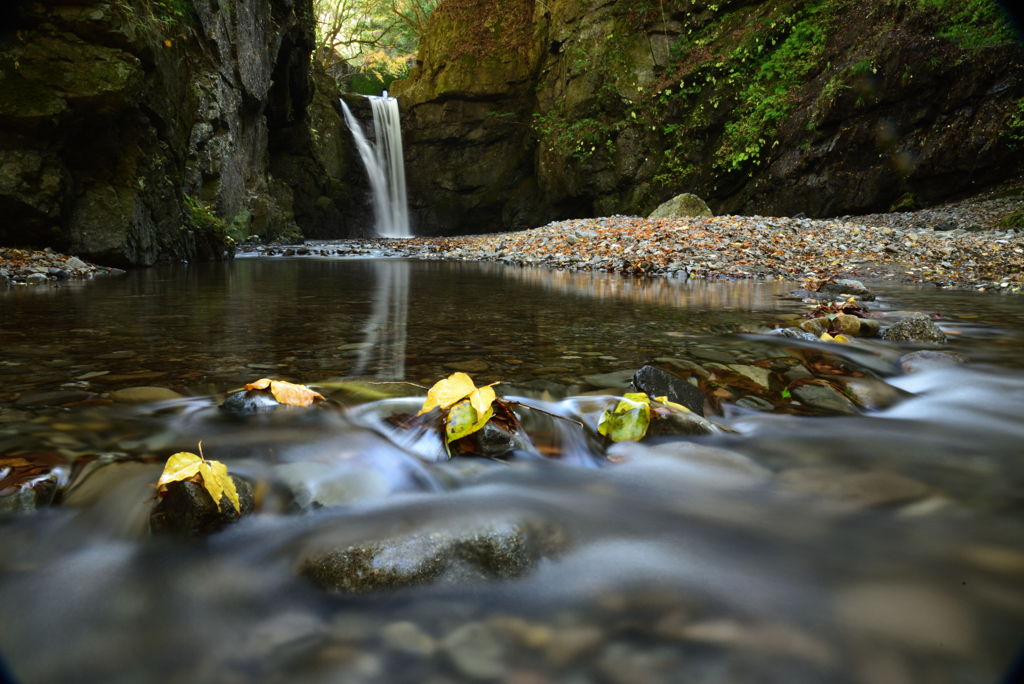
[393,0,1024,234]
[0,0,364,265]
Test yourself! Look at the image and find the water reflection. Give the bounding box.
[352,260,410,379]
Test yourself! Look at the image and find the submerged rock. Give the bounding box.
[800,314,862,337]
[632,366,706,416]
[778,468,930,508]
[791,383,858,414]
[882,313,947,344]
[108,387,184,403]
[899,350,967,374]
[150,476,255,536]
[648,193,713,219]
[300,519,566,593]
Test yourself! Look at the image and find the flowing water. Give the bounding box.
[1,255,1023,684]
[340,97,410,238]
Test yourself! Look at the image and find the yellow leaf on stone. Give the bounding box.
[445,399,494,444]
[156,450,240,514]
[598,393,652,442]
[244,378,325,407]
[417,373,498,417]
[156,452,203,490]
[469,385,497,417]
[820,333,835,342]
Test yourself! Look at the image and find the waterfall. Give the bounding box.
[339,96,411,238]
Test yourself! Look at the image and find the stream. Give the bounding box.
[1,255,1023,684]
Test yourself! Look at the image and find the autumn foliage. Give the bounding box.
[434,0,534,61]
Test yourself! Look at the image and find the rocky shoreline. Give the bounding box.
[241,189,1024,293]
[0,247,124,285]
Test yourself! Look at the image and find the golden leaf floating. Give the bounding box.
[244,378,325,407]
[819,333,852,343]
[156,445,241,514]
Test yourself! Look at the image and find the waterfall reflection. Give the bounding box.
[351,260,410,379]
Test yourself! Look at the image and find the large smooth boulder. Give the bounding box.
[632,365,706,416]
[648,194,713,219]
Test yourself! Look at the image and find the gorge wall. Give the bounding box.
[393,0,1024,235]
[0,0,366,265]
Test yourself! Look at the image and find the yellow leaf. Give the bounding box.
[469,385,497,417]
[445,399,494,444]
[164,39,173,47]
[156,450,240,514]
[820,333,835,342]
[598,393,651,442]
[156,452,203,489]
[417,373,498,417]
[654,395,691,413]
[243,378,325,407]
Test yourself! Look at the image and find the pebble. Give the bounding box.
[899,350,968,374]
[440,622,508,680]
[14,390,93,407]
[381,621,437,656]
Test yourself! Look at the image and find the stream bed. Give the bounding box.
[1,256,1023,684]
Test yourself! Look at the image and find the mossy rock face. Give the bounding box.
[0,0,354,261]
[649,193,713,219]
[395,0,1024,233]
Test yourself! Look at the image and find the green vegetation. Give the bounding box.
[919,0,1015,47]
[1003,97,1024,148]
[314,0,438,87]
[114,0,194,33]
[184,195,250,244]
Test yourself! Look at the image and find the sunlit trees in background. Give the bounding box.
[313,0,438,92]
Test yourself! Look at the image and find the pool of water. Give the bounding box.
[1,257,1022,684]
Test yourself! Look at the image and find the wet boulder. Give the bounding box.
[800,314,862,337]
[150,475,255,536]
[300,519,567,593]
[632,366,706,416]
[882,313,947,344]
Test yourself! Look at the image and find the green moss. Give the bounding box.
[918,0,1014,48]
[998,209,1024,228]
[889,192,916,213]
[184,194,249,244]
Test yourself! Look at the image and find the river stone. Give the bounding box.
[736,395,775,411]
[108,387,184,403]
[772,327,820,341]
[791,383,858,414]
[818,279,874,300]
[64,256,89,270]
[0,473,59,514]
[653,357,711,380]
[300,519,566,593]
[583,369,637,390]
[644,409,725,437]
[441,622,508,680]
[26,272,48,284]
[882,313,947,343]
[648,193,712,219]
[150,475,255,536]
[899,350,968,374]
[471,422,533,457]
[14,390,93,408]
[800,315,861,336]
[857,318,882,337]
[632,366,706,416]
[444,359,489,373]
[221,390,282,412]
[381,621,437,656]
[778,468,930,508]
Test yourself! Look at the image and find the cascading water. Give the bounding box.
[340,94,411,238]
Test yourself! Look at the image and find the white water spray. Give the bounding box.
[339,95,411,238]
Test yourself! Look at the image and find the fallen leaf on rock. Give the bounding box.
[156,446,240,513]
[598,393,652,442]
[417,372,498,417]
[445,398,494,444]
[244,378,325,407]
